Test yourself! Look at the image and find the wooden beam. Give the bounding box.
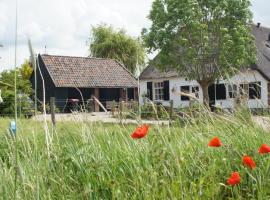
[134,87,138,101]
[120,88,127,102]
[92,96,108,113]
[93,88,99,112]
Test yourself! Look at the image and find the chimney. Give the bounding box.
[257,23,261,28]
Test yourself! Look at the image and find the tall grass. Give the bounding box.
[0,108,270,199]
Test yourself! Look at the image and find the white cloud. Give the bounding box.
[0,0,269,72]
[251,0,270,27]
[0,0,153,71]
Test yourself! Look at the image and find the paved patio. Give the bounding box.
[33,112,170,125]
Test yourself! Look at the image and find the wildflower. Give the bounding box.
[242,155,256,170]
[259,144,270,154]
[208,137,222,147]
[227,172,240,186]
[131,125,149,139]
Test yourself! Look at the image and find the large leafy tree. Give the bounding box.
[89,24,146,74]
[142,0,256,106]
[0,60,33,116]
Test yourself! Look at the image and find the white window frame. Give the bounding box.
[180,85,200,101]
[239,83,249,99]
[191,86,199,98]
[227,84,238,99]
[153,81,164,101]
[248,82,261,100]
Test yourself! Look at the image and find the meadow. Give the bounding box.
[0,109,270,199]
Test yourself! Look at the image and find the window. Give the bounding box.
[216,84,226,100]
[191,86,199,98]
[239,84,249,98]
[228,84,237,98]
[153,82,164,100]
[181,86,190,101]
[239,82,261,100]
[249,82,261,99]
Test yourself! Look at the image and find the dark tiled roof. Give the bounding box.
[252,25,270,80]
[139,65,179,80]
[140,25,270,80]
[39,54,137,88]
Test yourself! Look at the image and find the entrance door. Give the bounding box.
[208,85,216,110]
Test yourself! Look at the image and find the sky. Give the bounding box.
[0,0,269,72]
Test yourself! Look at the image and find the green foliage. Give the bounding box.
[38,103,60,114]
[143,0,256,103]
[0,111,270,198]
[116,101,171,120]
[0,61,33,116]
[20,60,33,80]
[89,24,146,74]
[140,103,168,119]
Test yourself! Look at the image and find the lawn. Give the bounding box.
[1,109,270,199]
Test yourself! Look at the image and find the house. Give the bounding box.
[31,54,138,112]
[139,24,270,109]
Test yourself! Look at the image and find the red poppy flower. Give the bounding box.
[227,172,240,186]
[208,137,222,147]
[131,125,149,139]
[242,155,256,170]
[259,144,270,154]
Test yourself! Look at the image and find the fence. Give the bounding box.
[0,96,178,125]
[0,97,143,116]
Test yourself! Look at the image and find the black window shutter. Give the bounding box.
[216,84,226,100]
[163,80,170,101]
[147,82,153,100]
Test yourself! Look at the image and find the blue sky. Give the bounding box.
[0,0,269,72]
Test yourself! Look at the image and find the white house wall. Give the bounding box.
[169,78,203,108]
[214,70,268,109]
[139,81,148,104]
[139,70,269,109]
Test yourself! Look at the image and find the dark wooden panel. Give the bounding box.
[147,82,153,100]
[163,80,170,101]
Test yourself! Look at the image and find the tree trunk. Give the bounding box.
[198,81,210,108]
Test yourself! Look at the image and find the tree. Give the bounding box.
[89,24,146,74]
[0,61,33,116]
[20,60,33,80]
[142,0,256,106]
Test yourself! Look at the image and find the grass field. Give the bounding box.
[1,109,270,199]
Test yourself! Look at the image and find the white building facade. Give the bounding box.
[139,69,269,109]
[139,24,270,110]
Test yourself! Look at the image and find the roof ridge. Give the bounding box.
[253,24,270,31]
[40,54,117,61]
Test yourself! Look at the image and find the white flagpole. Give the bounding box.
[14,0,18,122]
[13,0,19,198]
[135,48,141,120]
